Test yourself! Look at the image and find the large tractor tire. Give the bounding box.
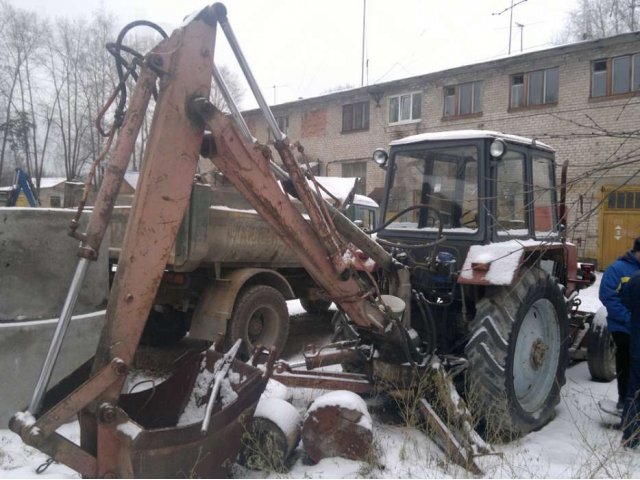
[229,285,289,359]
[587,306,617,382]
[464,266,569,440]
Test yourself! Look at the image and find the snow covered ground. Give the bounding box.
[2,276,640,479]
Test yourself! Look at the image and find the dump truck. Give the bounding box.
[10,3,607,477]
[107,174,373,350]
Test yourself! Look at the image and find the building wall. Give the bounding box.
[244,33,640,264]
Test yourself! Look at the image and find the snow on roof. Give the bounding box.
[313,176,357,204]
[389,129,554,152]
[460,239,561,285]
[38,177,67,189]
[352,194,379,208]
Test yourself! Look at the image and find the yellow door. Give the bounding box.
[600,187,640,268]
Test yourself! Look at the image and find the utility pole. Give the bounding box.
[361,0,367,87]
[516,22,524,52]
[508,0,514,54]
[271,84,287,105]
[492,0,528,55]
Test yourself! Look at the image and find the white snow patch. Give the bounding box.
[352,194,379,208]
[254,397,301,437]
[176,356,238,426]
[306,390,372,432]
[262,379,291,401]
[116,421,142,441]
[461,239,561,285]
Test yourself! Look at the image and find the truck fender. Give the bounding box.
[188,268,295,341]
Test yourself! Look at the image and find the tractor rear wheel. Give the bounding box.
[464,266,569,440]
[587,306,617,382]
[229,285,289,359]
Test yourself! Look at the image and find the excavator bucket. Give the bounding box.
[85,348,268,478]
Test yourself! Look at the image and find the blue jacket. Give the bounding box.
[599,251,640,334]
[621,270,640,359]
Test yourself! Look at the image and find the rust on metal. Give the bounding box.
[271,370,373,394]
[302,391,373,463]
[418,399,482,475]
[205,111,389,333]
[77,66,157,260]
[32,359,122,437]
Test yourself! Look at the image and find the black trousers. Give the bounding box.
[612,331,631,403]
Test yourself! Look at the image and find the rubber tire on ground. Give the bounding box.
[464,266,569,440]
[229,284,289,359]
[587,307,617,382]
[300,298,332,315]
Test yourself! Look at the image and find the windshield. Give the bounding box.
[385,145,479,232]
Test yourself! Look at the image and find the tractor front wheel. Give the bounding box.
[465,267,569,440]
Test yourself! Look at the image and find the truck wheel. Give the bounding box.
[141,307,190,347]
[229,285,289,359]
[300,298,332,314]
[587,307,616,382]
[464,267,569,440]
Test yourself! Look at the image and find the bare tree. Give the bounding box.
[557,0,640,43]
[46,17,94,181]
[0,2,44,183]
[211,65,245,112]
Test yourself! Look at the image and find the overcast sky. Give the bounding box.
[13,0,577,108]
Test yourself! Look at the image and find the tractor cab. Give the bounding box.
[375,130,560,245]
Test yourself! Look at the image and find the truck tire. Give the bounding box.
[141,307,190,347]
[229,285,289,359]
[300,298,332,315]
[587,308,616,382]
[464,267,569,440]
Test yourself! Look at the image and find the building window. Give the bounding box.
[510,67,559,109]
[342,101,369,132]
[389,91,422,124]
[342,161,367,195]
[592,53,640,98]
[444,81,483,117]
[607,190,640,209]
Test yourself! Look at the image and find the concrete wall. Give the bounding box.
[0,207,109,423]
[0,310,105,424]
[0,207,109,320]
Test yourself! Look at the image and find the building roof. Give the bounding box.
[243,31,640,114]
[38,178,67,189]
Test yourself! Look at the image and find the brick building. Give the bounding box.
[243,32,640,266]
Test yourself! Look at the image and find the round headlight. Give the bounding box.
[373,148,388,166]
[489,139,506,158]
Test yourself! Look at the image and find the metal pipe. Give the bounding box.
[201,338,242,433]
[212,65,255,143]
[216,7,285,142]
[28,258,91,414]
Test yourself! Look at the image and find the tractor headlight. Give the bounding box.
[373,148,388,168]
[489,139,506,158]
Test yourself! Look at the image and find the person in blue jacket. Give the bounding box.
[620,269,640,448]
[599,237,640,411]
